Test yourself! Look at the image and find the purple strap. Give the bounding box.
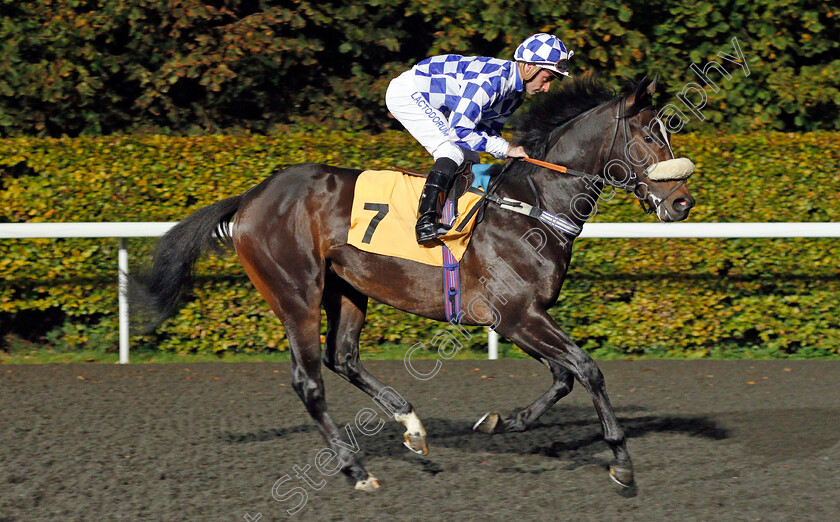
[441,199,461,322]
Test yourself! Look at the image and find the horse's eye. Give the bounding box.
[644,135,654,143]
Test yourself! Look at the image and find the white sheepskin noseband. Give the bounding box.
[644,157,695,181]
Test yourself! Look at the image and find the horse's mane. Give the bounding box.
[509,75,652,161]
[511,76,614,158]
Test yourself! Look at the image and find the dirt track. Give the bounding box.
[2,359,839,520]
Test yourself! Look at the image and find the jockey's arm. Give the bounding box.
[449,80,512,159]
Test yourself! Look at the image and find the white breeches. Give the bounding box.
[385,70,480,166]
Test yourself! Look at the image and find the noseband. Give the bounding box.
[532,96,692,215]
[602,96,692,214]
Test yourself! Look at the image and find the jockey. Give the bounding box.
[386,33,574,244]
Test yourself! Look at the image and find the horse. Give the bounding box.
[133,76,695,491]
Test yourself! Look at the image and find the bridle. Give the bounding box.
[526,95,690,215]
[474,93,694,233]
[604,96,689,214]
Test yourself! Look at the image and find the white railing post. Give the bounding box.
[488,328,499,360]
[118,238,129,364]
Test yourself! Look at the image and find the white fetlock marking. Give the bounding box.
[355,474,380,491]
[394,411,426,437]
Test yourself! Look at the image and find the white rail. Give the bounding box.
[2,222,838,363]
[0,223,176,363]
[579,222,840,238]
[0,222,177,238]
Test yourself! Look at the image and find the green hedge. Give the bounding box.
[0,1,837,135]
[1,130,838,358]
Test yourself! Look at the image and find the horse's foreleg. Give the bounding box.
[474,360,574,434]
[504,310,634,488]
[322,279,429,456]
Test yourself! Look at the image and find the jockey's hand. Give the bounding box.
[506,144,529,159]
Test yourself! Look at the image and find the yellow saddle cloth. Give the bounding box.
[348,170,484,266]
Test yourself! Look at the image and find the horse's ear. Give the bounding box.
[628,75,655,109]
[647,75,658,96]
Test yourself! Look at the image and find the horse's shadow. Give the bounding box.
[223,405,729,475]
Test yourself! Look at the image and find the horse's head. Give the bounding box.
[513,75,695,223]
[604,77,695,222]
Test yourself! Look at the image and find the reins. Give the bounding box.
[521,157,593,178]
[520,97,690,215]
[457,156,582,237]
[465,94,692,232]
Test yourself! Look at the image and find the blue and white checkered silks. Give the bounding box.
[407,55,525,159]
[386,70,474,165]
[514,33,574,78]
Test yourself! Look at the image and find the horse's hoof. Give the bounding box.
[395,411,428,455]
[609,464,634,488]
[403,433,429,455]
[354,474,381,492]
[473,412,500,434]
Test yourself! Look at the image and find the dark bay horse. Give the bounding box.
[134,76,694,491]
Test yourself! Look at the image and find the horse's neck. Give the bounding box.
[524,127,607,227]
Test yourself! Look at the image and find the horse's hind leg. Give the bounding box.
[322,275,429,455]
[286,313,382,491]
[474,360,574,434]
[236,254,378,491]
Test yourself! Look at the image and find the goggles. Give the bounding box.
[523,57,571,79]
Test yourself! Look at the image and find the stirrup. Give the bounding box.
[416,219,450,244]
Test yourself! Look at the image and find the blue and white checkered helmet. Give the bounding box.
[514,33,574,78]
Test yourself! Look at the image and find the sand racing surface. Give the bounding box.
[2,359,839,520]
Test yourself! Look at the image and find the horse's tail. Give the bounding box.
[131,194,243,332]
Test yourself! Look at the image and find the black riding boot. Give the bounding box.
[416,158,457,244]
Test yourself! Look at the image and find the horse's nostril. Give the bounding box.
[673,197,694,211]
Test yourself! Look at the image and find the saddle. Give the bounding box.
[347,170,485,267]
[390,162,477,204]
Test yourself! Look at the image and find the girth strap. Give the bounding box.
[441,199,461,321]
